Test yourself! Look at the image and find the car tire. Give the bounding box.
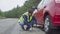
[44,15,53,34]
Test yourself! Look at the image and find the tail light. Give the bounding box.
[55,0,60,3]
[55,0,60,7]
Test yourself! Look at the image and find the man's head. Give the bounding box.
[28,9,33,16]
[28,6,37,16]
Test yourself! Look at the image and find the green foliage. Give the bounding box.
[4,0,41,18]
[0,10,5,18]
[0,10,4,16]
[0,10,2,16]
[24,0,41,9]
[4,6,27,18]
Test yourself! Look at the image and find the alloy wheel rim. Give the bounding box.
[44,18,49,32]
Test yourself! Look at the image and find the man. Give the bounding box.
[18,9,36,31]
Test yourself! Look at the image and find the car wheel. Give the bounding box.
[44,15,52,34]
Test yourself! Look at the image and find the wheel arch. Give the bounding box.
[44,12,50,21]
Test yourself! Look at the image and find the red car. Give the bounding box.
[34,0,60,34]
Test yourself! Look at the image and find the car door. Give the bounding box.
[36,0,45,24]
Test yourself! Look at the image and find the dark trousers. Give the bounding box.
[20,20,36,30]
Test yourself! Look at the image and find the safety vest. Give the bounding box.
[28,16,32,22]
[18,12,32,23]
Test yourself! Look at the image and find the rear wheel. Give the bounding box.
[44,15,53,34]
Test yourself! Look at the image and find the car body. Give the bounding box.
[34,0,60,27]
[34,0,60,33]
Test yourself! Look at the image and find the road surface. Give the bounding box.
[0,18,60,34]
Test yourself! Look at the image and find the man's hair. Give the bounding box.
[28,7,36,14]
[28,9,34,14]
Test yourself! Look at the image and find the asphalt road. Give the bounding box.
[0,18,60,34]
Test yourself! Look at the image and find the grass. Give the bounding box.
[0,16,5,19]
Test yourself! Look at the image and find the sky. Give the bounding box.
[0,0,27,11]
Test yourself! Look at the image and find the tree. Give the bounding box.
[4,0,41,18]
[24,0,41,9]
[0,10,3,16]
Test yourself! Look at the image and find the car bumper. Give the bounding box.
[51,16,60,26]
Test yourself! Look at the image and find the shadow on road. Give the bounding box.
[34,26,60,34]
[51,29,60,34]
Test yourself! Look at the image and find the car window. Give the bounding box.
[37,0,45,9]
[43,0,52,5]
[44,0,49,4]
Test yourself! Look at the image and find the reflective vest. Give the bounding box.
[18,12,32,23]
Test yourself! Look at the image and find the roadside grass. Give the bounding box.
[0,16,5,19]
